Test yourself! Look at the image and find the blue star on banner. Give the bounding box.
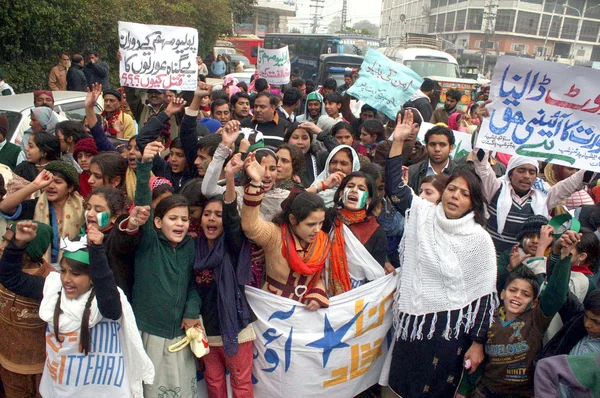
[306,302,367,367]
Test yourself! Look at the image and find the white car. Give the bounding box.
[0,91,104,146]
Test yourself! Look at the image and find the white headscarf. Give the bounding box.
[311,145,361,207]
[496,156,549,234]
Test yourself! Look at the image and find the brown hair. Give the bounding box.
[420,174,449,199]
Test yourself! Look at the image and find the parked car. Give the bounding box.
[0,91,103,146]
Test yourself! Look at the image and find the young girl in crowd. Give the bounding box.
[355,119,386,161]
[196,153,255,397]
[15,131,61,182]
[0,221,154,397]
[18,107,60,162]
[56,120,87,173]
[149,176,174,210]
[88,151,128,194]
[275,143,305,191]
[381,111,498,397]
[73,137,99,198]
[124,136,144,202]
[284,123,327,187]
[0,161,84,265]
[133,141,200,397]
[418,174,449,204]
[179,178,207,237]
[0,221,53,397]
[241,152,331,309]
[322,171,387,296]
[309,145,361,207]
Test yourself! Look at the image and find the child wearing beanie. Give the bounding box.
[497,214,554,291]
[73,138,99,198]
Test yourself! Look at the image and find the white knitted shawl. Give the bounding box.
[393,195,498,341]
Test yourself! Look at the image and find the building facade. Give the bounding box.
[235,0,296,37]
[380,0,600,72]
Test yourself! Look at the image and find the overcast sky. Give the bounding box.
[287,0,382,34]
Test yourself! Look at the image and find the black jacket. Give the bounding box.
[404,97,433,124]
[240,114,290,148]
[407,157,456,191]
[84,60,110,89]
[66,64,88,91]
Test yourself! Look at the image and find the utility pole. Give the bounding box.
[341,0,348,32]
[481,0,498,74]
[310,0,325,34]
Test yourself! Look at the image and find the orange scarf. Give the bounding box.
[280,223,330,276]
[328,209,367,296]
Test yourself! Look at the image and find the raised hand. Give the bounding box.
[142,141,165,163]
[508,244,530,271]
[14,221,38,247]
[393,110,419,143]
[323,171,346,190]
[112,119,124,138]
[87,226,104,245]
[476,100,491,119]
[32,169,54,190]
[221,120,241,148]
[537,225,555,255]
[243,152,265,184]
[165,97,186,118]
[556,230,582,259]
[84,83,103,109]
[226,153,244,177]
[128,205,150,230]
[195,82,213,99]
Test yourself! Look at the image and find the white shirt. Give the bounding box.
[426,158,450,177]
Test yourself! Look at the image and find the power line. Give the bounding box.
[310,0,325,33]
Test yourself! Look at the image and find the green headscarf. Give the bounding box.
[10,221,54,261]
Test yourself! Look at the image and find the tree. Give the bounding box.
[327,16,342,34]
[231,0,257,24]
[352,20,379,37]
[289,27,301,33]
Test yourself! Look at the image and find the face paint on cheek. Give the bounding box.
[96,212,110,229]
[342,188,369,209]
[522,238,529,249]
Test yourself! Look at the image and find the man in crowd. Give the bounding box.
[341,94,377,140]
[291,78,307,116]
[0,68,15,96]
[211,54,226,78]
[241,92,290,147]
[321,92,344,123]
[278,87,302,122]
[403,78,435,123]
[296,91,324,124]
[407,125,457,190]
[430,89,462,125]
[321,78,337,95]
[101,89,136,139]
[0,115,20,170]
[48,53,70,91]
[197,55,208,77]
[231,92,251,122]
[211,99,231,125]
[84,50,110,89]
[33,90,55,109]
[337,71,354,94]
[125,87,179,139]
[66,53,88,91]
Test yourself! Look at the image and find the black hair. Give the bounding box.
[420,78,435,92]
[236,82,248,93]
[55,247,95,355]
[152,183,174,201]
[210,90,229,102]
[283,87,302,106]
[344,71,353,78]
[88,186,126,217]
[360,119,386,142]
[90,151,127,189]
[197,133,222,156]
[324,92,343,105]
[270,94,282,107]
[210,98,231,115]
[272,191,326,225]
[323,78,337,90]
[276,143,305,177]
[333,171,378,214]
[331,121,354,137]
[154,194,189,221]
[283,123,311,144]
[231,92,250,107]
[360,104,377,116]
[424,125,455,146]
[291,78,305,88]
[55,121,86,146]
[199,74,206,83]
[360,162,384,184]
[584,289,600,315]
[305,80,315,94]
[446,89,463,102]
[180,179,208,208]
[575,232,600,272]
[31,131,61,161]
[255,78,269,92]
[505,266,541,299]
[72,54,83,64]
[254,91,272,103]
[445,168,487,226]
[420,174,450,202]
[169,137,184,151]
[87,50,99,57]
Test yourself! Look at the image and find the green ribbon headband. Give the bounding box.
[548,214,581,238]
[62,250,90,265]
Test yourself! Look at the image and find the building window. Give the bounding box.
[436,13,445,33]
[515,11,540,35]
[467,9,484,30]
[544,1,560,13]
[455,9,467,31]
[431,0,439,8]
[476,40,495,49]
[511,43,529,53]
[520,0,542,3]
[561,17,579,40]
[445,11,455,31]
[496,10,516,32]
[439,0,447,6]
[540,15,562,38]
[577,49,586,56]
[535,46,550,56]
[580,21,600,42]
[586,3,600,19]
[448,0,457,5]
[565,0,585,17]
[429,15,437,33]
